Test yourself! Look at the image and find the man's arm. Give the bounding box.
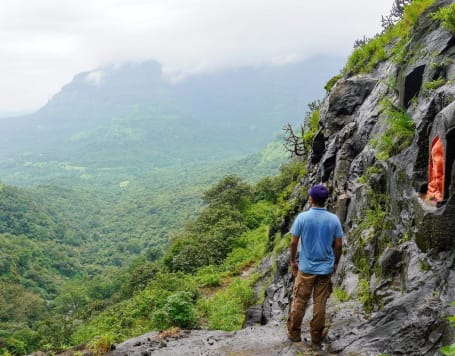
[290,235,299,276]
[333,237,342,273]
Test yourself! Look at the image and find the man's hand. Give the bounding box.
[332,237,342,277]
[290,235,299,276]
[332,263,338,277]
[290,261,298,276]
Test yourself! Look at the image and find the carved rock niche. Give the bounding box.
[415,102,455,251]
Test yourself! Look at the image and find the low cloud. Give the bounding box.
[85,71,105,86]
[0,0,393,111]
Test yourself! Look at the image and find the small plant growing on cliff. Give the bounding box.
[333,287,350,303]
[424,77,447,91]
[303,102,320,153]
[349,189,391,312]
[325,73,343,93]
[357,279,374,313]
[345,0,434,74]
[441,302,455,355]
[431,3,455,34]
[371,98,415,160]
[441,344,455,356]
[419,258,431,272]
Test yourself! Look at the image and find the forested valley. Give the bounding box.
[0,55,335,355]
[0,139,302,355]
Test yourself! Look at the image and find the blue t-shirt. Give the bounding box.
[290,207,343,275]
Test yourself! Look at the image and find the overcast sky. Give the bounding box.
[0,0,393,113]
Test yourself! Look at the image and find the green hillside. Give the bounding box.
[0,155,306,355]
[0,136,292,354]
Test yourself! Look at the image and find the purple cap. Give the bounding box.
[308,184,329,203]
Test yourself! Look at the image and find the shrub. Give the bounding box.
[87,333,115,356]
[164,291,196,328]
[357,279,374,312]
[345,0,435,74]
[195,266,222,288]
[197,295,245,331]
[151,309,170,330]
[202,175,252,212]
[325,73,343,92]
[196,278,254,330]
[2,337,26,356]
[441,344,455,356]
[441,302,455,355]
[346,35,389,74]
[224,226,268,273]
[371,98,415,160]
[424,77,446,91]
[333,287,350,303]
[303,108,320,153]
[431,3,455,34]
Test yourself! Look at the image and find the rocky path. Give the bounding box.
[106,322,337,356]
[106,297,365,356]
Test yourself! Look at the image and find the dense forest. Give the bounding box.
[0,119,306,355]
[0,153,309,355]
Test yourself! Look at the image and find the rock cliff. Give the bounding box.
[108,1,455,355]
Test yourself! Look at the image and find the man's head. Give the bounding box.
[308,184,329,206]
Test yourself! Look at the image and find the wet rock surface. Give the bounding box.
[107,323,339,356]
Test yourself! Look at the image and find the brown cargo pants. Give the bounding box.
[287,271,332,344]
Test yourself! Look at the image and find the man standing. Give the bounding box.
[287,184,343,347]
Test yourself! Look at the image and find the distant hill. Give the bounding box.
[0,56,343,185]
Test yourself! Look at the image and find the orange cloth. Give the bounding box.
[426,136,444,202]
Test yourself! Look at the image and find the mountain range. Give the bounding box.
[0,56,343,185]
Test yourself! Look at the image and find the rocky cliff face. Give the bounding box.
[105,1,455,355]
[259,1,455,354]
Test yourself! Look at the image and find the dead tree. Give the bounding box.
[283,123,305,157]
[381,0,412,31]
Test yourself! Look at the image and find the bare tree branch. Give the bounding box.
[283,123,306,157]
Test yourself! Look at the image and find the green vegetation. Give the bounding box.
[424,77,447,90]
[197,278,255,330]
[302,101,321,154]
[371,98,415,160]
[441,302,455,355]
[357,165,384,185]
[325,73,343,93]
[441,345,455,356]
[345,0,435,74]
[87,333,115,356]
[419,258,431,272]
[333,287,350,303]
[282,101,321,158]
[0,153,305,355]
[357,279,374,311]
[350,190,392,312]
[431,3,455,34]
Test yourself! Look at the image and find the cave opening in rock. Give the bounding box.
[403,65,425,109]
[445,128,455,199]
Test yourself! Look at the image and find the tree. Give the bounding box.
[283,123,305,157]
[381,0,412,31]
[202,175,252,211]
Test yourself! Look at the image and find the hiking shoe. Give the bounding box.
[311,326,329,345]
[287,334,302,342]
[311,342,322,350]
